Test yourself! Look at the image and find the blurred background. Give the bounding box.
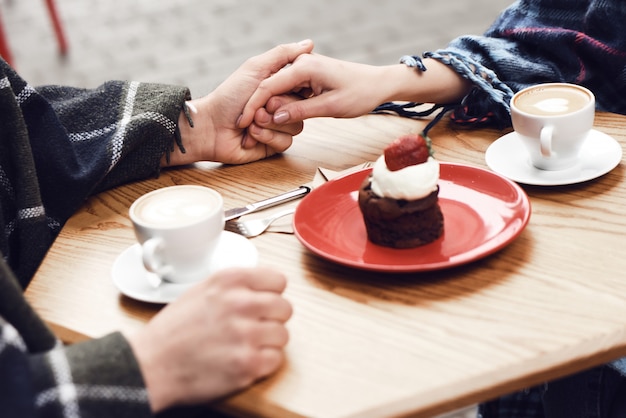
[0,1,510,417]
[2,0,507,95]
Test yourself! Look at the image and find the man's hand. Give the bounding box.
[127,266,292,412]
[165,40,315,166]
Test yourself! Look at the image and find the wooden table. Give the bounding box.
[25,112,626,417]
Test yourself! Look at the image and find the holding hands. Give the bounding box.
[239,53,393,128]
[166,41,471,165]
[165,40,314,167]
[237,53,472,151]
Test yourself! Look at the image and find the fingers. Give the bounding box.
[243,126,294,153]
[266,94,339,124]
[217,268,293,337]
[241,94,305,150]
[212,266,288,294]
[128,265,294,411]
[220,267,292,325]
[242,113,300,152]
[250,320,290,347]
[239,55,315,128]
[255,105,304,136]
[225,289,293,323]
[243,39,314,80]
[255,347,286,378]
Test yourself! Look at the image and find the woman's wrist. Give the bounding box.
[383,58,472,105]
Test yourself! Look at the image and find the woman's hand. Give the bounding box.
[239,53,390,129]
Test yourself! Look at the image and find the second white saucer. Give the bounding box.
[112,231,258,304]
[485,129,622,186]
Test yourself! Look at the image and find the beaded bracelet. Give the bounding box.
[399,55,427,71]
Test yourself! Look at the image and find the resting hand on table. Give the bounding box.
[164,39,314,167]
[127,266,292,413]
[237,53,472,135]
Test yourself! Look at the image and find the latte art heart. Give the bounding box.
[533,98,570,113]
[513,84,591,116]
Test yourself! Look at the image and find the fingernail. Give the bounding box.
[236,114,243,127]
[274,111,290,124]
[298,39,312,47]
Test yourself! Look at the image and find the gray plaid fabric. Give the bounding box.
[0,57,193,417]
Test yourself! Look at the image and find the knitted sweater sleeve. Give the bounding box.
[383,0,626,129]
[0,58,190,287]
[0,57,228,416]
[33,333,153,418]
[0,59,192,416]
[0,316,152,418]
[0,252,153,418]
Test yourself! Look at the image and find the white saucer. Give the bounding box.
[112,231,258,304]
[485,129,622,186]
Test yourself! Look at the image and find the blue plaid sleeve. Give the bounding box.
[382,0,626,130]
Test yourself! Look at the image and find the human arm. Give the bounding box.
[0,41,313,285]
[243,1,626,132]
[0,41,302,416]
[237,54,472,127]
[14,39,314,204]
[1,253,291,417]
[400,0,626,125]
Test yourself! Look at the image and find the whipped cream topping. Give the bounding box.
[369,155,439,200]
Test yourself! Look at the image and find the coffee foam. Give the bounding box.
[514,85,590,116]
[133,187,220,228]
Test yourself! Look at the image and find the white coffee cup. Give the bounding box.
[130,185,224,284]
[510,83,595,170]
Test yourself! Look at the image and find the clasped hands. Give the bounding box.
[238,46,388,153]
[169,38,396,167]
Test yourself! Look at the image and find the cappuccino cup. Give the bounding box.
[510,83,595,170]
[130,185,224,284]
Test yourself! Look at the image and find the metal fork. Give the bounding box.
[224,208,295,238]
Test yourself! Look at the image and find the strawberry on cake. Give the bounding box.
[358,132,444,248]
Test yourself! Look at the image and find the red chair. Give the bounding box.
[0,9,13,65]
[0,0,68,67]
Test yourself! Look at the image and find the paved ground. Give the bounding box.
[1,1,512,416]
[3,0,508,94]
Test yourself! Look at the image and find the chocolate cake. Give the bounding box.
[357,132,444,249]
[358,175,443,248]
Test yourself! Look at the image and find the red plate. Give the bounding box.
[293,163,531,272]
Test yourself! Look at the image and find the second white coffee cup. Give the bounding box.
[130,185,225,284]
[510,83,595,171]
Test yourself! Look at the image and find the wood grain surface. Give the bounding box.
[25,112,626,417]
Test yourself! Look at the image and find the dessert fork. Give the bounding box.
[224,208,295,238]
